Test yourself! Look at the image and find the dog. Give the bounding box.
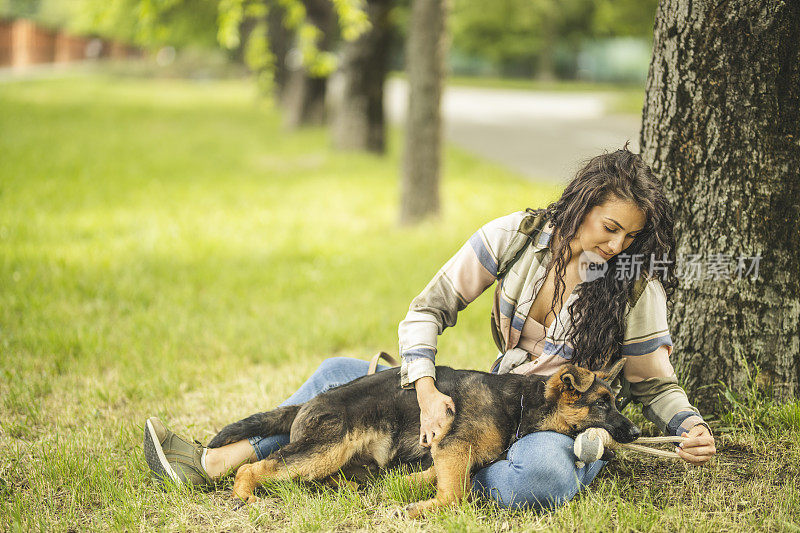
[209,358,639,516]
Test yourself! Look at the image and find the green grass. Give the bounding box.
[1,73,799,531]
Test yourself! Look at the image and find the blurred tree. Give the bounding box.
[281,0,337,128]
[136,0,221,49]
[400,0,446,224]
[220,1,279,95]
[331,0,393,152]
[450,0,594,78]
[28,0,367,110]
[590,0,658,38]
[35,0,220,49]
[219,0,369,128]
[641,0,800,412]
[266,2,293,101]
[449,0,658,79]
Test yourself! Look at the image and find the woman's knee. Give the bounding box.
[313,357,366,376]
[309,357,368,389]
[513,457,582,510]
[282,357,369,406]
[475,434,585,510]
[313,356,358,375]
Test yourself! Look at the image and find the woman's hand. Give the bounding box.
[414,377,456,447]
[676,424,716,465]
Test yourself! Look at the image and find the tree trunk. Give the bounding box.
[640,0,800,413]
[231,16,256,65]
[536,20,556,82]
[400,0,447,225]
[283,0,336,129]
[330,0,393,153]
[283,69,328,128]
[267,2,292,103]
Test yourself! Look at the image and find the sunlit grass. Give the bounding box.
[0,74,798,531]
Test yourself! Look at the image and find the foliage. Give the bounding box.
[50,0,141,43]
[4,0,370,85]
[450,0,572,72]
[452,0,593,58]
[2,0,221,49]
[243,17,274,92]
[590,0,659,38]
[449,0,658,77]
[218,0,370,80]
[5,0,661,82]
[136,0,221,48]
[0,0,40,19]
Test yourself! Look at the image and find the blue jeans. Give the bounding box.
[248,357,605,510]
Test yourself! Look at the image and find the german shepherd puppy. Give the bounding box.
[209,359,639,516]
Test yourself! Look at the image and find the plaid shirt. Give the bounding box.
[398,211,705,436]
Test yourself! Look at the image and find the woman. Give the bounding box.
[144,147,716,510]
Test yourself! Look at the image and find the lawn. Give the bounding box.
[1,73,799,531]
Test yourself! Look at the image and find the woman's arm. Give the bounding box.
[624,347,716,465]
[398,212,529,388]
[399,212,533,447]
[620,278,715,465]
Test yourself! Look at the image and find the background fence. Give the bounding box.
[0,18,139,68]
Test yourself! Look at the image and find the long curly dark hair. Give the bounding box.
[529,147,677,371]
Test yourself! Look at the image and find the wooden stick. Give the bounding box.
[617,442,681,459]
[633,436,688,445]
[575,428,689,464]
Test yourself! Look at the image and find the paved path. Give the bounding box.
[385,79,642,185]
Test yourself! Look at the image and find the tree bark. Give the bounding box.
[283,0,336,129]
[400,0,448,225]
[641,0,800,413]
[330,0,393,153]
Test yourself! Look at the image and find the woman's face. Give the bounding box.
[571,196,647,262]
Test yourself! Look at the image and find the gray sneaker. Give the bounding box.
[143,417,214,488]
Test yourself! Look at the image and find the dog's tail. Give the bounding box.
[208,405,302,448]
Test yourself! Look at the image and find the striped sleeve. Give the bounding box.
[622,279,706,435]
[629,375,705,436]
[398,212,527,388]
[621,278,673,357]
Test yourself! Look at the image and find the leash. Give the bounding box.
[573,427,688,468]
[367,351,399,375]
[514,394,524,441]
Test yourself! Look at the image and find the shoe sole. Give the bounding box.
[144,418,180,484]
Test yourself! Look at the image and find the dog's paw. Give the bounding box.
[231,487,256,504]
[231,492,259,505]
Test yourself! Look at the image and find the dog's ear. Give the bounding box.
[596,358,626,383]
[560,364,594,393]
